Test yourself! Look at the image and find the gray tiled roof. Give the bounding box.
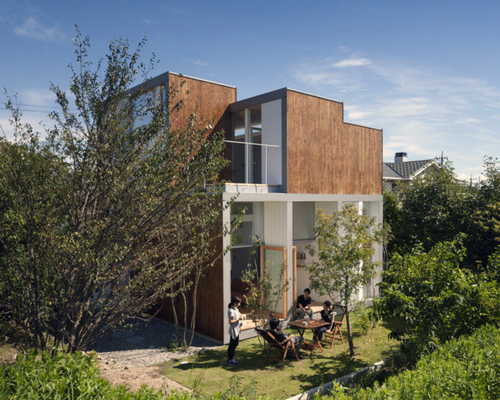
[383,160,435,179]
[383,164,401,179]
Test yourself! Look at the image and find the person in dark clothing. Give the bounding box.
[227,296,242,365]
[268,317,302,354]
[315,300,335,341]
[296,288,312,319]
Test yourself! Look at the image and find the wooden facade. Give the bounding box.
[286,90,382,195]
[135,72,382,343]
[157,211,225,342]
[167,73,235,137]
[154,74,235,342]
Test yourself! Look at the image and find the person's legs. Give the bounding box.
[227,336,239,363]
[297,308,305,320]
[291,335,303,353]
[317,326,327,341]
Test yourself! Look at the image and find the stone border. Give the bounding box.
[285,359,388,400]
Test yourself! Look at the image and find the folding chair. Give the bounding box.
[255,328,300,367]
[323,312,345,348]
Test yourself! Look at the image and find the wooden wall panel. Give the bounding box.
[286,90,382,195]
[168,73,236,182]
[168,73,235,137]
[156,207,225,342]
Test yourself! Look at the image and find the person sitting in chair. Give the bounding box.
[315,301,335,342]
[268,317,303,355]
[296,288,313,319]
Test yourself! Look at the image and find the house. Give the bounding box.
[132,72,383,344]
[383,152,440,191]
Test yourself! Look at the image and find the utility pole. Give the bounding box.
[436,151,449,166]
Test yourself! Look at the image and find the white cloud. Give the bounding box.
[332,58,372,68]
[14,17,66,42]
[194,60,208,67]
[290,52,500,177]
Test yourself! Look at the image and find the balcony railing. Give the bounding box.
[225,140,280,185]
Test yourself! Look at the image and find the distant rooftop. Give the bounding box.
[384,159,435,179]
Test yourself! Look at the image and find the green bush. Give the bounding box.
[375,238,500,362]
[323,324,500,400]
[0,350,176,399]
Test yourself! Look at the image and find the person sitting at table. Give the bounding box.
[315,300,335,342]
[268,317,303,355]
[296,288,312,319]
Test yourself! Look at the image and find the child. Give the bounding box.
[227,296,243,365]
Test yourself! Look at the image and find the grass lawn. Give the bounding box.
[161,318,400,399]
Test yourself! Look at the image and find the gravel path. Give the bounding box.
[89,318,223,368]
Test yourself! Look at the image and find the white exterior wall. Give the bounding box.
[222,190,383,343]
[261,99,282,185]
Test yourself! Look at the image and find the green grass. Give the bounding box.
[161,318,400,399]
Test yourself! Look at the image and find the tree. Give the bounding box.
[384,162,475,259]
[468,157,500,268]
[375,237,500,364]
[307,203,383,358]
[0,30,230,353]
[384,158,500,270]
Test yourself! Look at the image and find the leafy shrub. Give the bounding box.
[351,302,376,337]
[0,350,173,399]
[374,238,500,362]
[322,324,500,400]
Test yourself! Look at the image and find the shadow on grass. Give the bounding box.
[165,319,402,398]
[173,341,288,373]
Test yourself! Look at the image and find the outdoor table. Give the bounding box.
[288,318,329,355]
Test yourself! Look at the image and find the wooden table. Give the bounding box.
[288,318,329,355]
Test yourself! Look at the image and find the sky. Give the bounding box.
[1,0,500,180]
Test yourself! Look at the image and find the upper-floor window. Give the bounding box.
[230,100,282,185]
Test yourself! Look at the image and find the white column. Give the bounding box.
[244,108,251,184]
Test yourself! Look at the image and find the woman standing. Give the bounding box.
[227,296,242,365]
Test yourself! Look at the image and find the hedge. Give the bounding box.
[326,324,500,400]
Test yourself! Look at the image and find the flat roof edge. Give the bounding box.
[168,71,237,89]
[128,71,236,95]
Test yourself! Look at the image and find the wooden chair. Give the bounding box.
[255,328,300,367]
[323,312,346,348]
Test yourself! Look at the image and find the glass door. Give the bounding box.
[260,246,288,318]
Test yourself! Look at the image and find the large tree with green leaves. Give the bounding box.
[307,203,383,358]
[0,30,230,353]
[384,158,500,270]
[384,162,475,258]
[375,237,500,364]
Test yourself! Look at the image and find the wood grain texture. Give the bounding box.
[168,73,235,135]
[286,90,382,195]
[156,208,225,342]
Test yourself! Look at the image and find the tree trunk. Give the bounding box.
[345,306,355,358]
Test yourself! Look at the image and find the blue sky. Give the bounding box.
[1,0,500,180]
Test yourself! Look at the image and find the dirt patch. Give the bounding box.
[99,361,191,394]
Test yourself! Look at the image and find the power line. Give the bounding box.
[0,104,79,113]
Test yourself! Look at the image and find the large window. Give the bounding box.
[230,100,282,185]
[293,202,315,241]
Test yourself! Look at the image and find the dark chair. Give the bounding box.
[323,312,346,348]
[255,328,300,367]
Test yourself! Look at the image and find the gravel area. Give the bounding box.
[89,318,223,368]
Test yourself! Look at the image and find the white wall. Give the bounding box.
[261,99,282,185]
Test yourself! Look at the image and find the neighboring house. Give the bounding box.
[383,152,440,191]
[131,72,383,344]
